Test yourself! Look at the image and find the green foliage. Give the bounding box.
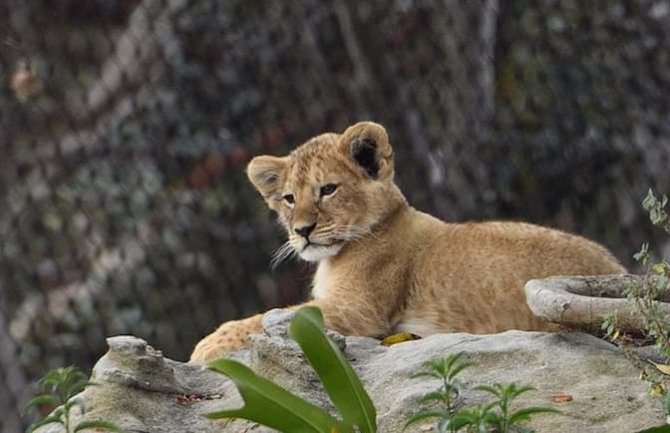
[601,312,620,342]
[289,306,377,433]
[411,353,473,413]
[642,189,670,233]
[207,359,350,432]
[604,189,670,430]
[405,353,559,433]
[23,366,122,433]
[474,383,560,433]
[623,190,670,360]
[208,306,376,433]
[444,403,499,433]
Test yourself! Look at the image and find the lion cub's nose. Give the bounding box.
[295,223,316,239]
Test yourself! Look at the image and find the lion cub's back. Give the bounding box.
[425,220,625,277]
[404,218,625,334]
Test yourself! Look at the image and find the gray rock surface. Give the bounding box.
[36,309,665,433]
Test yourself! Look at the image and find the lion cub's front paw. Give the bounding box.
[189,315,263,362]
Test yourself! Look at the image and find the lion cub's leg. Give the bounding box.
[189,299,389,362]
[190,314,263,362]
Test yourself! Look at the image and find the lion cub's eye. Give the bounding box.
[282,194,295,205]
[320,183,338,197]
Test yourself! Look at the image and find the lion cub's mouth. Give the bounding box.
[298,240,343,262]
[303,239,342,249]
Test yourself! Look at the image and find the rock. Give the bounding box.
[36,310,665,433]
[524,274,667,333]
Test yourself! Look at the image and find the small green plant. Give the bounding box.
[474,383,559,433]
[412,353,474,412]
[23,366,122,433]
[207,306,376,433]
[405,353,558,433]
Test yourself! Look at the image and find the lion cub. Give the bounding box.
[190,121,625,361]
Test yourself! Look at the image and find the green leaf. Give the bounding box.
[651,208,665,225]
[411,370,444,380]
[208,358,350,433]
[23,394,61,414]
[289,306,377,433]
[655,275,669,291]
[417,391,449,405]
[508,406,561,424]
[403,409,450,430]
[634,243,650,263]
[39,366,88,398]
[444,411,476,431]
[447,361,474,382]
[74,420,124,432]
[643,189,657,211]
[473,384,500,397]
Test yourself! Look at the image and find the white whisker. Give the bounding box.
[270,241,297,269]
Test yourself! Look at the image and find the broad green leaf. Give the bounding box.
[289,306,377,433]
[74,420,124,432]
[208,358,350,433]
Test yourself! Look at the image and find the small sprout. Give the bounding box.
[23,366,122,433]
[411,353,474,413]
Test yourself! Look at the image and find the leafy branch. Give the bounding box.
[602,189,670,432]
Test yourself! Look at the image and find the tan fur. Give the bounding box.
[190,122,625,362]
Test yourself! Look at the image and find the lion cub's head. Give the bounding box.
[247,121,402,263]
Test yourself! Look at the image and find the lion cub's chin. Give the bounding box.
[298,244,343,262]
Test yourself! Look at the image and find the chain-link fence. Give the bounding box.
[1,0,669,431]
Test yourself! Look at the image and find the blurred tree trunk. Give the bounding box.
[0,287,26,432]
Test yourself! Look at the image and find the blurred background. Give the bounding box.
[1,0,669,430]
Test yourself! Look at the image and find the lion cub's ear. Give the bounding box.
[247,155,288,206]
[340,121,394,180]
